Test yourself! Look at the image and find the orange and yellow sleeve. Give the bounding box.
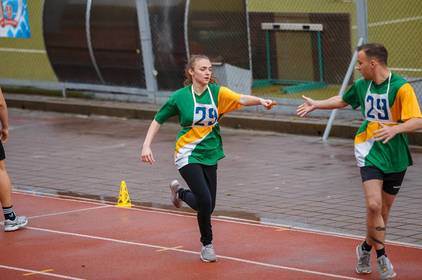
[217,86,243,114]
[397,83,422,121]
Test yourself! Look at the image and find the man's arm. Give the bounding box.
[0,88,9,143]
[374,118,422,144]
[296,95,348,117]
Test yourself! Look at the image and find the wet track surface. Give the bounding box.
[6,108,422,245]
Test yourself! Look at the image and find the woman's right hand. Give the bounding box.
[260,99,277,110]
[141,145,155,165]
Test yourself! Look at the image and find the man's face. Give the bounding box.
[356,50,375,80]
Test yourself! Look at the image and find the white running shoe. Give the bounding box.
[377,255,396,279]
[356,244,372,274]
[169,180,183,208]
[4,216,28,232]
[200,244,217,262]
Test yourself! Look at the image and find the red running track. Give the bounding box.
[1,192,421,279]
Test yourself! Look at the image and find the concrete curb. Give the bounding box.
[5,93,422,145]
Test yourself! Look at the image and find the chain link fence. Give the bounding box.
[248,0,422,114]
[0,0,421,118]
[365,0,422,104]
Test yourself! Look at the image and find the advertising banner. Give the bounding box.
[0,0,31,38]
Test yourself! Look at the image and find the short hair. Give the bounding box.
[357,43,388,65]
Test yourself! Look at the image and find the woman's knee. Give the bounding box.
[197,196,213,214]
[211,203,216,213]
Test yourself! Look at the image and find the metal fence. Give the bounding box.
[0,0,421,118]
[365,0,422,106]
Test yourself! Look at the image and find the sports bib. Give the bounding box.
[364,72,395,123]
[191,86,218,127]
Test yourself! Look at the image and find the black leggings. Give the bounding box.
[179,163,217,246]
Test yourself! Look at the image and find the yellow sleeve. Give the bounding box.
[397,83,422,121]
[217,86,243,115]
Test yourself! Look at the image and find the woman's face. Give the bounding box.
[189,58,212,86]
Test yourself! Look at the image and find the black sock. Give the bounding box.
[362,240,372,252]
[376,248,386,258]
[177,189,184,199]
[3,206,16,221]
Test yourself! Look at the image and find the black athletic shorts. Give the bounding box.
[0,141,5,160]
[360,166,406,195]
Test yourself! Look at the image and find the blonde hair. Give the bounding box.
[183,54,217,86]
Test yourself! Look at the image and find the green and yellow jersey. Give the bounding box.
[342,73,422,173]
[154,83,243,169]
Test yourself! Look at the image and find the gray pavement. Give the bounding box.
[5,107,422,246]
[6,93,422,145]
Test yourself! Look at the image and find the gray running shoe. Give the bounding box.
[377,255,396,279]
[356,244,372,274]
[4,216,28,232]
[169,180,183,208]
[200,244,217,262]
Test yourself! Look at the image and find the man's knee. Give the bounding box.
[367,200,382,214]
[0,160,6,172]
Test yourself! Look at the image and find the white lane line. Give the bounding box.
[23,268,54,276]
[216,255,363,280]
[156,245,183,252]
[0,265,85,280]
[27,226,363,280]
[28,205,112,220]
[14,191,108,206]
[13,190,422,250]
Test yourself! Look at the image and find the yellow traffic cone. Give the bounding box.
[117,180,132,208]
